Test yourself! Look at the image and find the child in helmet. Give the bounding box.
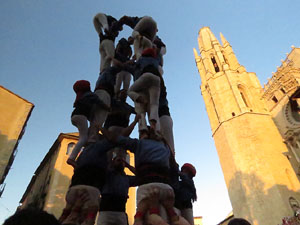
[175,163,197,225]
[68,80,108,168]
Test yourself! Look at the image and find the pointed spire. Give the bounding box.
[207,28,218,42]
[193,48,199,59]
[220,32,229,47]
[193,48,207,84]
[198,27,214,51]
[219,32,240,70]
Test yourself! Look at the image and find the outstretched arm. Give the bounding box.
[121,114,140,137]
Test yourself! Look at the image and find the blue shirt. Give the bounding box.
[76,139,115,169]
[116,136,171,168]
[101,169,136,197]
[95,66,121,96]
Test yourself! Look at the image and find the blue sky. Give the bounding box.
[1,0,300,224]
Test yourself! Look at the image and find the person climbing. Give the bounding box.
[68,80,108,168]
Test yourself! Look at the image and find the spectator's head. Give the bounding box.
[181,163,196,178]
[228,218,251,225]
[4,208,60,225]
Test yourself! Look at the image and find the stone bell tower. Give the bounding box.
[194,27,300,225]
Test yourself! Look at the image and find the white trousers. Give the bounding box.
[128,73,160,131]
[99,39,115,73]
[114,70,132,94]
[93,13,115,73]
[69,115,89,160]
[137,183,176,223]
[88,89,111,143]
[93,13,109,35]
[132,16,157,59]
[132,35,153,60]
[133,16,157,42]
[62,185,100,225]
[160,115,175,155]
[137,182,174,205]
[97,211,127,225]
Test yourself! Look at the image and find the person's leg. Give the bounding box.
[98,211,128,225]
[160,187,190,225]
[114,71,132,95]
[180,208,194,225]
[133,16,157,42]
[132,36,142,60]
[80,186,101,225]
[114,71,124,95]
[146,188,169,225]
[159,115,175,155]
[116,212,128,225]
[128,87,147,132]
[128,73,156,101]
[134,101,147,132]
[129,73,160,130]
[68,115,88,166]
[88,90,111,143]
[135,185,158,225]
[59,188,77,223]
[147,74,160,131]
[93,13,108,34]
[128,83,142,102]
[61,186,82,225]
[132,34,153,60]
[140,36,153,51]
[99,39,115,73]
[122,71,132,91]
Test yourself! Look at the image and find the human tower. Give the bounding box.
[59,13,197,225]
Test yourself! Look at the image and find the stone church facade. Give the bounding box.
[194,27,300,225]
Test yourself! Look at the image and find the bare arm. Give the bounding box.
[121,114,140,137]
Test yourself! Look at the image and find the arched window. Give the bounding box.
[66,142,75,155]
[211,56,220,72]
[290,98,300,122]
[238,85,251,108]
